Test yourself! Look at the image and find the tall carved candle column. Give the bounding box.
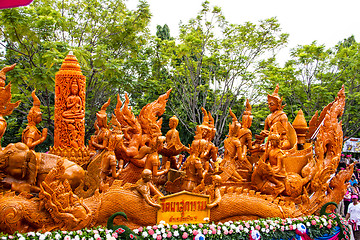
[50,51,89,165]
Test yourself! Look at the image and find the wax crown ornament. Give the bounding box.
[267,84,285,110]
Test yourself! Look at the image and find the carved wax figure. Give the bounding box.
[62,78,85,120]
[197,108,217,177]
[22,90,48,150]
[219,108,244,182]
[237,99,254,171]
[261,84,288,139]
[135,121,169,177]
[161,115,188,170]
[181,145,204,191]
[131,169,163,208]
[252,131,286,196]
[99,115,124,192]
[206,175,222,209]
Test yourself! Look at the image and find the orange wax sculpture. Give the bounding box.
[50,51,89,165]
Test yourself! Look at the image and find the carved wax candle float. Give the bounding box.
[0,52,353,235]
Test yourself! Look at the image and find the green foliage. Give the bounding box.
[0,0,152,150]
[154,1,288,146]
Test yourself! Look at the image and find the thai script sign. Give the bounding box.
[157,191,210,224]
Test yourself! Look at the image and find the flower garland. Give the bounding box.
[0,214,352,240]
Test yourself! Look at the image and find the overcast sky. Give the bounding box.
[126,0,360,64]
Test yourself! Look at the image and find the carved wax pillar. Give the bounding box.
[50,51,89,165]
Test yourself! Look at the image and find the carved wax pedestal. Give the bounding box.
[50,52,89,166]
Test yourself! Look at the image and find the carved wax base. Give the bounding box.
[49,146,90,167]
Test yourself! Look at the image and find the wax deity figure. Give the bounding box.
[62,78,85,148]
[219,108,244,182]
[22,90,48,150]
[259,84,288,141]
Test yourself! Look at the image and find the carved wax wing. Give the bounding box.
[0,0,34,9]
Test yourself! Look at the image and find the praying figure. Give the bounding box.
[22,90,48,150]
[160,115,189,170]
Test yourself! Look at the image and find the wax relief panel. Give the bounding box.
[157,191,210,224]
[54,52,86,149]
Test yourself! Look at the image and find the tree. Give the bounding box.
[0,0,151,150]
[259,36,360,140]
[156,1,288,146]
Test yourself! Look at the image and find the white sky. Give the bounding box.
[126,0,360,64]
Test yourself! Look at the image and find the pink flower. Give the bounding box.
[239,225,244,230]
[327,224,332,229]
[182,232,188,239]
[184,223,188,227]
[314,216,319,220]
[96,238,101,240]
[217,226,221,230]
[212,230,216,235]
[167,232,172,238]
[112,232,118,238]
[64,236,70,240]
[289,225,293,230]
[93,230,99,234]
[319,224,323,229]
[193,230,198,236]
[281,226,285,231]
[229,230,233,234]
[156,235,162,240]
[224,230,228,235]
[198,223,203,228]
[255,225,260,230]
[153,225,158,230]
[203,229,208,235]
[209,225,215,231]
[311,220,316,225]
[138,227,143,232]
[148,229,155,235]
[298,217,304,222]
[172,225,178,229]
[265,224,269,229]
[245,222,250,228]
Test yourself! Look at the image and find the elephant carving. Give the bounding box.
[0,142,85,193]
